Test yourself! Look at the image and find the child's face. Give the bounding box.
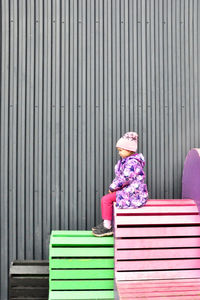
[117,148,134,159]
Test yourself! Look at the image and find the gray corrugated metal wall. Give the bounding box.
[1,0,200,298]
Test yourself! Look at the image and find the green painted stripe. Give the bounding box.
[51,236,114,246]
[49,290,114,299]
[50,247,114,257]
[50,279,114,290]
[50,269,114,279]
[50,258,114,269]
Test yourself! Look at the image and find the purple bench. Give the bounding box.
[182,148,200,210]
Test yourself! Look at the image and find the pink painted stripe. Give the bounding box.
[117,278,200,288]
[144,199,195,205]
[115,226,200,238]
[115,269,200,281]
[115,248,200,260]
[115,237,200,249]
[117,290,200,297]
[116,206,199,214]
[119,286,200,293]
[114,199,196,212]
[115,258,200,271]
[117,296,200,300]
[115,215,200,225]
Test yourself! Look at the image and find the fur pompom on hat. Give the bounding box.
[116,132,138,152]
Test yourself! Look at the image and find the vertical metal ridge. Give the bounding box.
[189,0,194,147]
[137,0,142,141]
[146,0,152,197]
[150,0,156,198]
[95,0,99,223]
[133,0,138,138]
[86,0,91,228]
[120,0,125,134]
[158,0,164,199]
[99,0,104,208]
[163,0,169,198]
[34,0,43,259]
[115,0,121,144]
[141,0,147,158]
[62,0,70,230]
[184,0,190,153]
[103,0,108,199]
[69,0,72,229]
[60,0,66,230]
[68,0,78,229]
[42,0,52,255]
[111,0,118,175]
[26,0,34,259]
[79,0,87,229]
[125,0,129,133]
[107,0,111,191]
[180,0,186,171]
[51,0,61,231]
[72,0,78,229]
[175,0,182,198]
[17,0,26,259]
[193,0,199,147]
[172,0,177,196]
[9,0,18,264]
[89,0,96,228]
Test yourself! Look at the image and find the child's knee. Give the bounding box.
[101,194,113,206]
[101,195,107,205]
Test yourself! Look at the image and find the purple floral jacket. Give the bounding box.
[109,153,148,208]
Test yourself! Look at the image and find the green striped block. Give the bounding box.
[49,230,114,300]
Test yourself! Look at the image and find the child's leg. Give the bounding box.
[101,192,116,228]
[92,192,116,236]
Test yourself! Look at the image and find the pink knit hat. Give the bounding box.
[116,132,138,152]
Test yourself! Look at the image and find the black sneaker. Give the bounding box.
[92,225,113,237]
[92,221,104,231]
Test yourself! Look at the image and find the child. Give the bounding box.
[92,132,148,237]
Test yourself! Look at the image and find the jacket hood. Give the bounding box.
[126,153,146,168]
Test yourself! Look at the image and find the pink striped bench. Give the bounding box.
[114,199,200,299]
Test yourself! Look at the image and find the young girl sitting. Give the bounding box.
[92,132,148,237]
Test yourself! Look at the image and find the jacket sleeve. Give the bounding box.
[109,159,143,192]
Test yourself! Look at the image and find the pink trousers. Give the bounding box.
[101,192,116,221]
